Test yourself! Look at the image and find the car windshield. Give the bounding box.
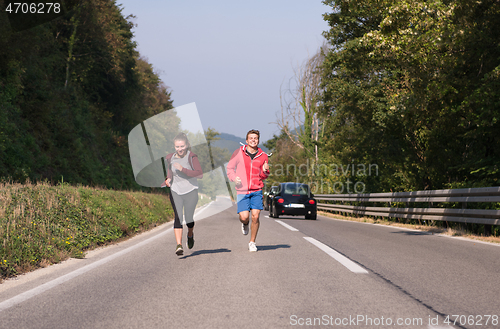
[283,184,309,195]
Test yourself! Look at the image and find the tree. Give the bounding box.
[0,0,176,190]
[276,44,327,163]
[320,0,500,191]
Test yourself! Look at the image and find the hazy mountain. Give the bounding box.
[212,132,269,154]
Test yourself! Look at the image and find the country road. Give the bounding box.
[0,196,499,329]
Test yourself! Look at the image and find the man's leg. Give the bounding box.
[239,211,250,225]
[249,209,260,243]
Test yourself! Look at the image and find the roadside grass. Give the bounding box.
[197,193,212,208]
[0,180,174,281]
[318,211,500,245]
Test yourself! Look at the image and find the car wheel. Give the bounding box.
[272,206,279,218]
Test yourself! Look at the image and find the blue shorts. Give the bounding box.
[237,191,263,213]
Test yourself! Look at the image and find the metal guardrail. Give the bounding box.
[315,187,500,231]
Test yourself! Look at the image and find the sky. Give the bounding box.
[117,0,331,142]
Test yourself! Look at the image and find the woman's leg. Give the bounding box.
[184,189,198,232]
[184,190,198,249]
[174,228,183,245]
[170,191,184,246]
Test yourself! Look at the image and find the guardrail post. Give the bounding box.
[484,225,492,237]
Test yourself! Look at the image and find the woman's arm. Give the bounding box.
[226,149,240,182]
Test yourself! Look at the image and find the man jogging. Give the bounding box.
[226,129,269,252]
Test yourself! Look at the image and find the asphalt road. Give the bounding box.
[0,196,499,329]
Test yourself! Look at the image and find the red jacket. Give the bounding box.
[226,145,269,194]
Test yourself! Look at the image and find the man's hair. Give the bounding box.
[246,129,260,140]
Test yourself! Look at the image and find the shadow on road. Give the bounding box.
[256,244,291,251]
[179,248,231,259]
[269,216,312,221]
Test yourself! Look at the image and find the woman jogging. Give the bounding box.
[164,132,203,256]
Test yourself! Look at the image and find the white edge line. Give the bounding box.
[0,227,173,312]
[0,200,225,312]
[321,214,500,248]
[194,201,214,220]
[275,220,299,231]
[434,233,500,247]
[303,237,368,274]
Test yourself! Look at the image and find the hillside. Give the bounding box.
[0,0,172,190]
[212,132,269,154]
[0,181,173,280]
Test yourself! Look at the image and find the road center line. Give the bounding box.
[303,237,368,274]
[275,220,299,231]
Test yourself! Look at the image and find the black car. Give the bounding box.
[264,185,279,211]
[268,182,317,220]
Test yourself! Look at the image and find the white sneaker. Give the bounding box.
[242,223,249,235]
[248,241,257,252]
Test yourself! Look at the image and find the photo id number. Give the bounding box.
[444,315,498,326]
[5,2,61,14]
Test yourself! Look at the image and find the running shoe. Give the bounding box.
[175,244,183,256]
[242,223,249,235]
[187,234,194,249]
[248,241,257,252]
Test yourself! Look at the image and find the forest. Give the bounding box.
[266,0,500,194]
[1,0,499,194]
[1,0,172,190]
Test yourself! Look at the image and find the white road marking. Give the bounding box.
[275,220,299,231]
[0,199,228,312]
[193,201,214,220]
[303,237,368,274]
[322,214,500,248]
[435,234,500,247]
[0,226,173,312]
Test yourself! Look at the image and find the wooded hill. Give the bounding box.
[266,0,500,193]
[0,0,172,190]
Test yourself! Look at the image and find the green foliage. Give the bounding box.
[268,0,499,200]
[320,0,500,192]
[205,127,231,169]
[197,128,232,200]
[264,131,308,187]
[0,180,173,279]
[0,0,173,190]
